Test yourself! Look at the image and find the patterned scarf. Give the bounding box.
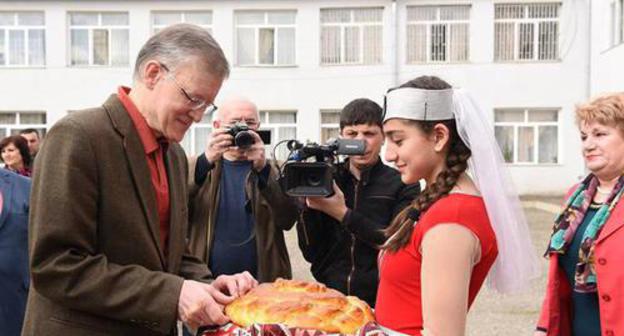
[547,174,624,293]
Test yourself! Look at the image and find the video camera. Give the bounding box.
[279,138,366,197]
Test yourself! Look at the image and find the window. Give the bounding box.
[320,109,340,144]
[152,11,212,34]
[0,11,45,66]
[260,110,297,160]
[494,108,559,164]
[406,5,470,63]
[68,12,129,66]
[0,111,47,138]
[235,10,296,66]
[320,7,383,65]
[180,113,212,156]
[610,0,624,47]
[494,3,560,61]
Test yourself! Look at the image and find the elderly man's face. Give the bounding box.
[21,132,40,156]
[213,100,260,160]
[148,59,223,142]
[214,101,260,131]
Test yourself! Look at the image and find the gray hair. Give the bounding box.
[133,23,229,81]
[214,96,259,122]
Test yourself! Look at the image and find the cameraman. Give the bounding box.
[187,97,296,284]
[297,98,419,307]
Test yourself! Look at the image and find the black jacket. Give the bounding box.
[296,158,419,307]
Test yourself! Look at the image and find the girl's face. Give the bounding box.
[1,143,24,170]
[383,119,448,185]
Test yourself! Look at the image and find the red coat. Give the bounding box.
[537,186,624,336]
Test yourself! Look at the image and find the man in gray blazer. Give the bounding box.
[22,24,255,336]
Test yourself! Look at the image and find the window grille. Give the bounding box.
[494,3,560,61]
[406,5,470,63]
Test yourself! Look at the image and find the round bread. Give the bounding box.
[225,278,375,334]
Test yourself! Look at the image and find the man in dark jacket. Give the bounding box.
[297,98,419,307]
[187,97,296,284]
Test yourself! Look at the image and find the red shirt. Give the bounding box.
[118,86,170,254]
[376,194,498,335]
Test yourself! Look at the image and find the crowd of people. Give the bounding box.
[0,23,623,336]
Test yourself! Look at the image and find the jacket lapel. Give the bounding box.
[103,95,166,268]
[596,197,624,244]
[165,148,183,273]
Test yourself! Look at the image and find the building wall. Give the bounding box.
[0,0,595,194]
[591,0,624,95]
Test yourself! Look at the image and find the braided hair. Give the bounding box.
[383,76,472,253]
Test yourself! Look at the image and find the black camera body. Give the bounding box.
[280,138,366,197]
[226,122,272,149]
[227,122,255,149]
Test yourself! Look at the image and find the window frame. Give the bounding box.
[151,10,213,35]
[319,109,341,144]
[67,11,130,67]
[494,108,560,165]
[405,5,471,64]
[234,10,297,67]
[493,3,561,62]
[320,7,384,66]
[609,0,624,48]
[0,110,47,139]
[0,11,46,67]
[259,110,297,160]
[180,113,213,156]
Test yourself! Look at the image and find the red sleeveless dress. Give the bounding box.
[376,194,498,335]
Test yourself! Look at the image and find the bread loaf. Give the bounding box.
[225,278,375,334]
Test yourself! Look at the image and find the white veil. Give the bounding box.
[452,89,540,293]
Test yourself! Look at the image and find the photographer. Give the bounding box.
[187,97,296,285]
[297,98,419,307]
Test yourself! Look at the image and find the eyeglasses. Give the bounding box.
[159,63,218,114]
[228,119,259,128]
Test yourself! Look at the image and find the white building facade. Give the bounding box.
[0,0,616,194]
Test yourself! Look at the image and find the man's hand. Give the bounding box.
[305,182,349,221]
[212,271,258,298]
[177,280,231,330]
[245,131,267,172]
[204,128,233,164]
[178,273,258,330]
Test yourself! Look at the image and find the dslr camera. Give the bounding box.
[226,122,271,149]
[279,138,366,197]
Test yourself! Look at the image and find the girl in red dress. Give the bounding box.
[376,76,538,335]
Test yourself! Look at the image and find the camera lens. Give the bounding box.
[306,173,323,187]
[234,131,254,149]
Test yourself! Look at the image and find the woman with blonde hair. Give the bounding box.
[376,76,538,335]
[536,92,624,336]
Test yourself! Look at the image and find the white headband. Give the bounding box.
[383,87,455,122]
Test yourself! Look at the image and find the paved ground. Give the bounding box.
[284,200,560,335]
